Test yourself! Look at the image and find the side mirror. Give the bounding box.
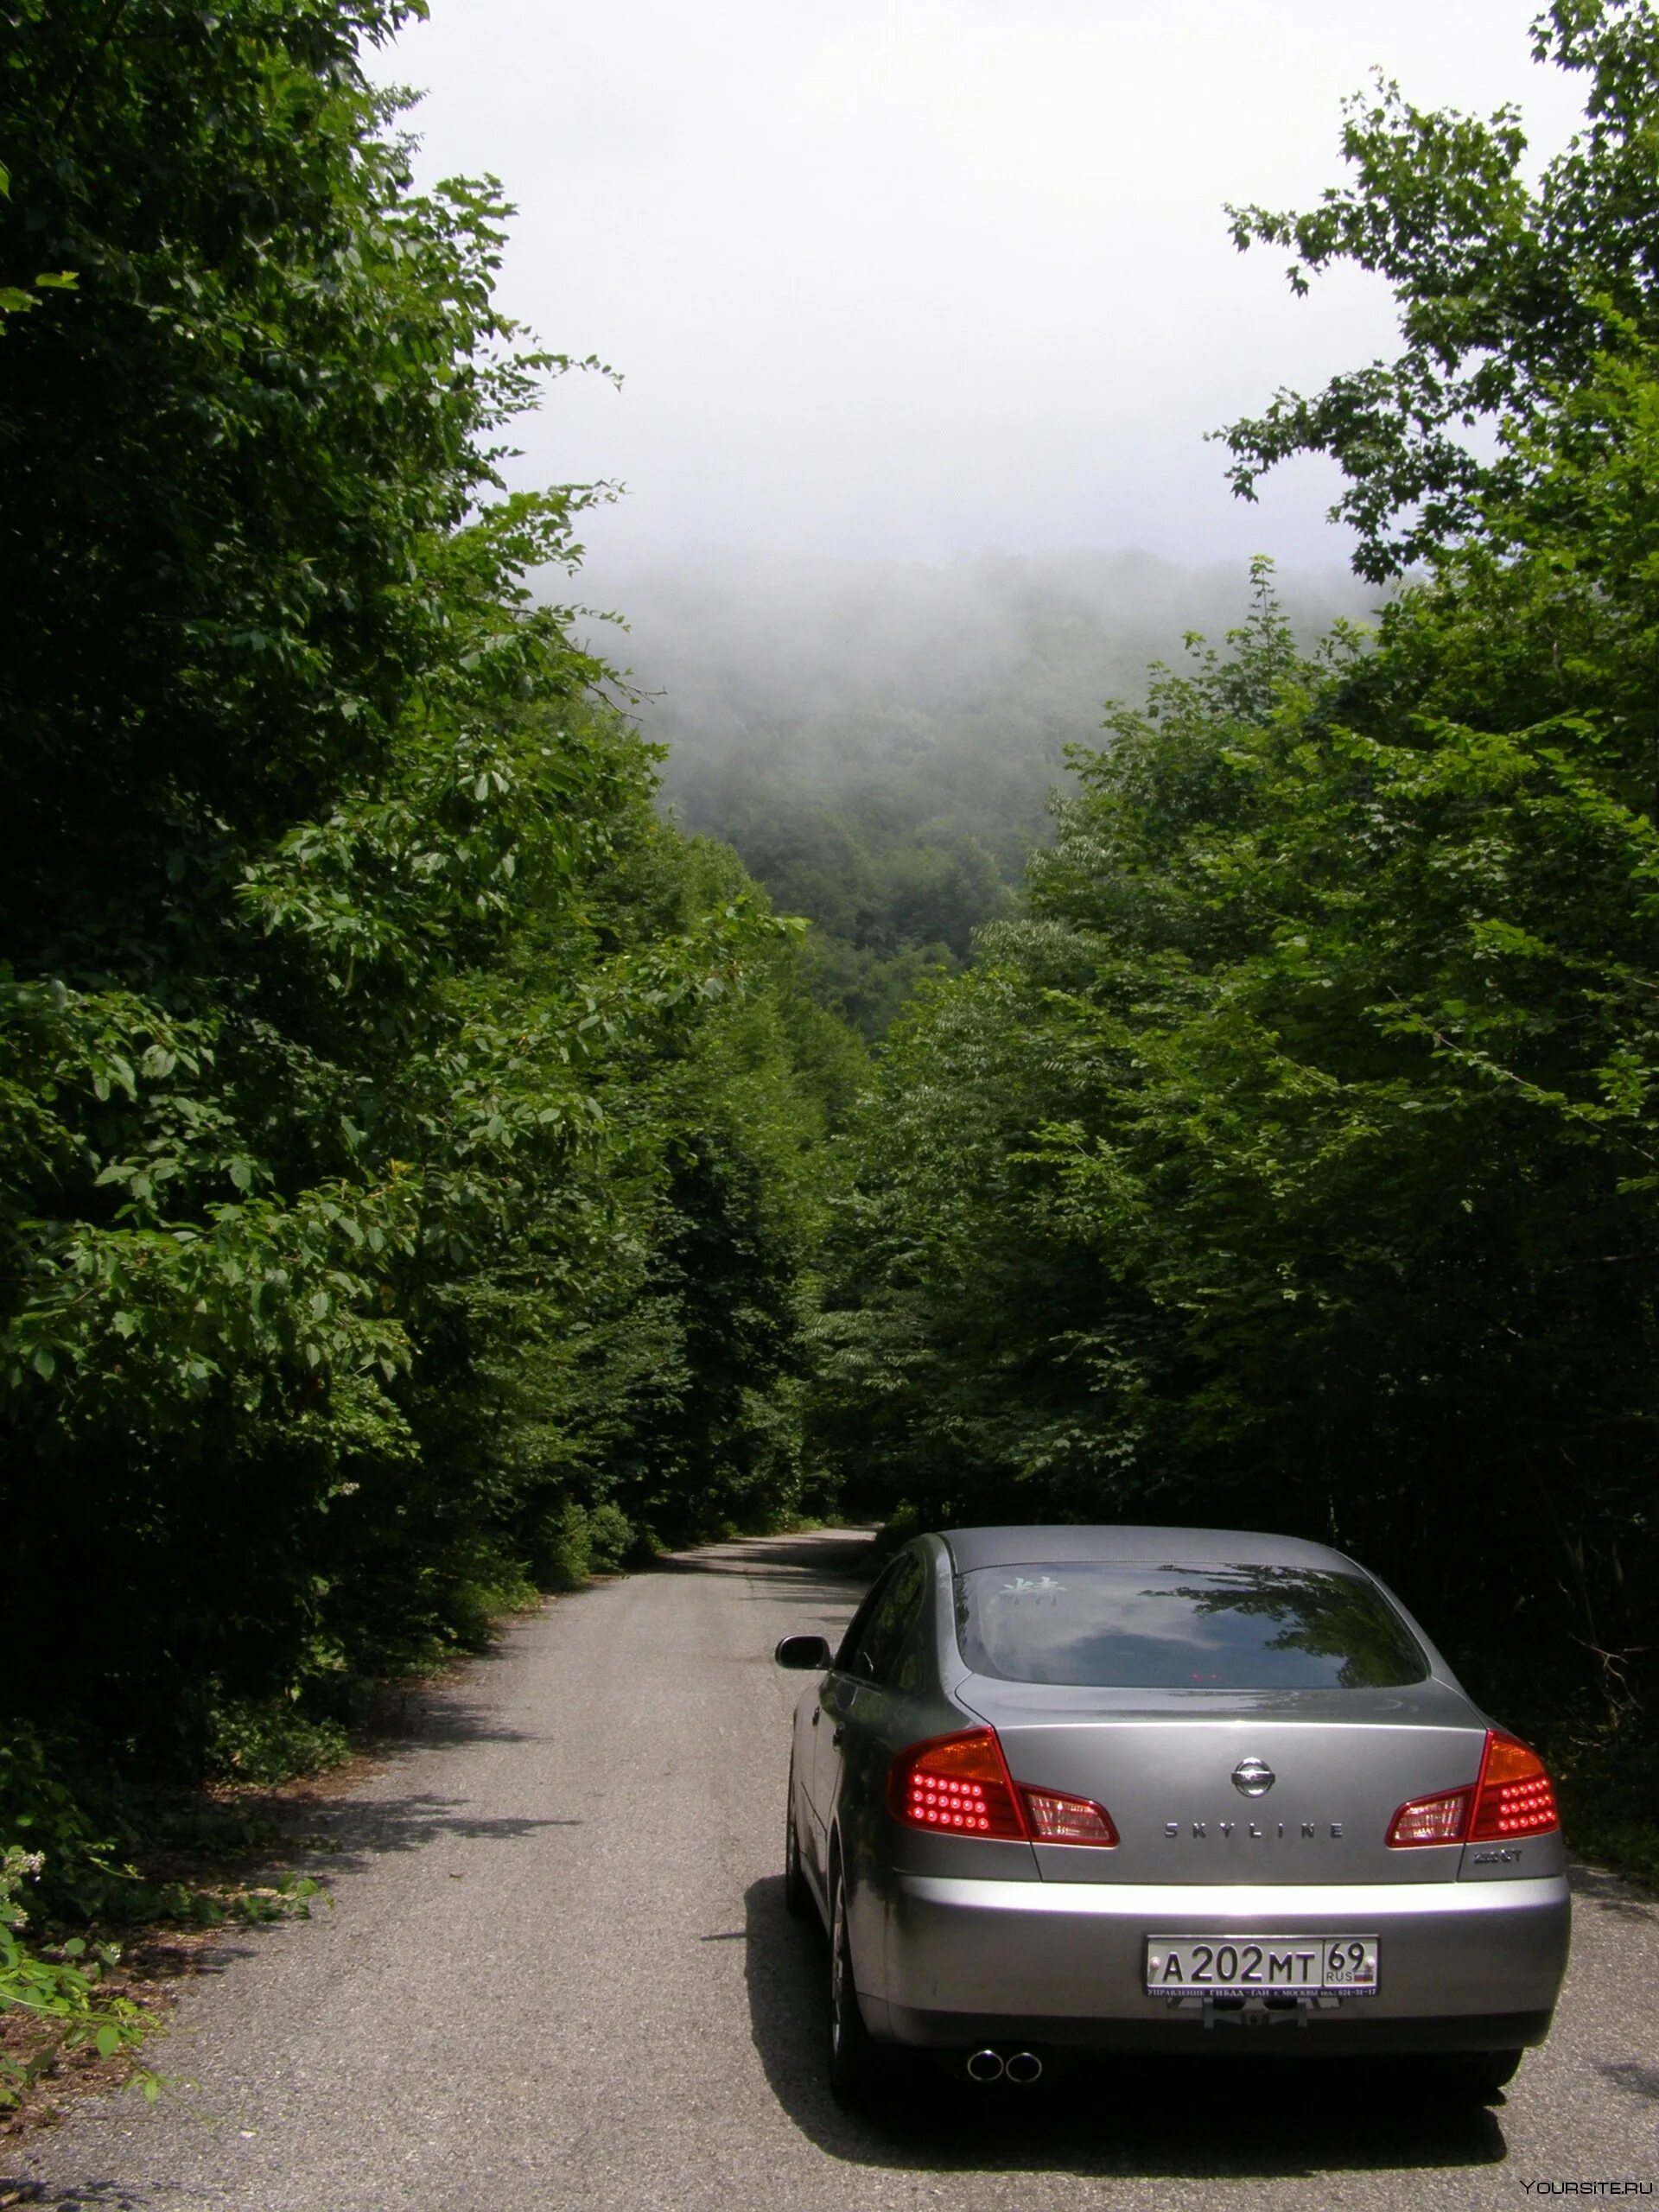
[774,1633,833,1670]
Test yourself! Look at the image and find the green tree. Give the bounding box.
[0,0,846,1897]
[817,3,1659,1860]
[1221,0,1659,577]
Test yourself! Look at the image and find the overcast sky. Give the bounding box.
[366,2,1586,575]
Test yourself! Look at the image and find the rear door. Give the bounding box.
[815,1549,929,1849]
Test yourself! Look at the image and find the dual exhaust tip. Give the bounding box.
[965,2047,1043,2085]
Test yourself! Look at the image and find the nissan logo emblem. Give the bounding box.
[1232,1757,1275,1797]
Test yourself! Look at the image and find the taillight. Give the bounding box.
[1385,1729,1560,1848]
[1385,1787,1471,1847]
[1021,1787,1119,1847]
[889,1728,1025,1838]
[888,1729,1118,1847]
[1470,1731,1559,1840]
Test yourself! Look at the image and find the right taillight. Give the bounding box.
[1469,1730,1560,1840]
[1385,1786,1471,1847]
[1386,1729,1560,1848]
[887,1728,1119,1847]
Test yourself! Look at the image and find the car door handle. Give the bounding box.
[832,1727,845,1747]
[810,1709,820,1726]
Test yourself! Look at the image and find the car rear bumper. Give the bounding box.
[867,1871,1569,2054]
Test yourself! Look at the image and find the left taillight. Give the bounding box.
[1021,1787,1119,1847]
[1386,1728,1560,1848]
[887,1727,1117,1846]
[888,1727,1026,1838]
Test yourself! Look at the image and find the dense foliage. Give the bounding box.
[0,0,851,1933]
[815,0,1659,1847]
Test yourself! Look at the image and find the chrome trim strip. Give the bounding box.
[896,1872,1569,1918]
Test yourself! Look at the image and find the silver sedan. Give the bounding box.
[775,1524,1570,2102]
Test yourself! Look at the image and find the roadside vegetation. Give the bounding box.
[3,0,1657,2111]
[810,1,1659,1879]
[0,0,861,2085]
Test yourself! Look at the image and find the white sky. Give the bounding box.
[367,1,1587,573]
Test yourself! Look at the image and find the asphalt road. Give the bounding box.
[10,1529,1658,2211]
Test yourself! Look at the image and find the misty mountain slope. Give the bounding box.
[579,549,1375,1032]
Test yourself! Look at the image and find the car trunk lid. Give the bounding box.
[957,1678,1487,1884]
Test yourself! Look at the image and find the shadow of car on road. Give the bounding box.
[741,1874,1509,2179]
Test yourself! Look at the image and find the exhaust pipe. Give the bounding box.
[965,2048,1005,2082]
[1004,2050,1043,2085]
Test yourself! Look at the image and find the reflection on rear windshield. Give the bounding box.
[955,1564,1428,1688]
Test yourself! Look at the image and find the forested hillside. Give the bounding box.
[0,0,858,1990]
[813,0,1659,1866]
[596,551,1371,1033]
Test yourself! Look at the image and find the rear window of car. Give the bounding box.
[955,1563,1428,1688]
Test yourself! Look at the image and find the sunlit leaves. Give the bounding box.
[0,1846,159,2108]
[1221,3,1659,577]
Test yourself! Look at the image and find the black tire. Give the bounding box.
[827,1865,878,2105]
[1436,2049,1523,2101]
[784,1756,812,1921]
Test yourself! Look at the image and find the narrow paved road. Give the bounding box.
[10,1531,1657,2210]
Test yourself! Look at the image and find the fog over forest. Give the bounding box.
[579,550,1378,1031]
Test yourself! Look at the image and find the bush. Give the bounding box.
[206,1701,353,1788]
[536,1500,641,1589]
[0,1847,159,2109]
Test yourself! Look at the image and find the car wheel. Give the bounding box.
[1436,2049,1523,2101]
[784,1755,812,1921]
[827,1864,877,2104]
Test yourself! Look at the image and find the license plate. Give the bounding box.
[1145,1936,1379,1998]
